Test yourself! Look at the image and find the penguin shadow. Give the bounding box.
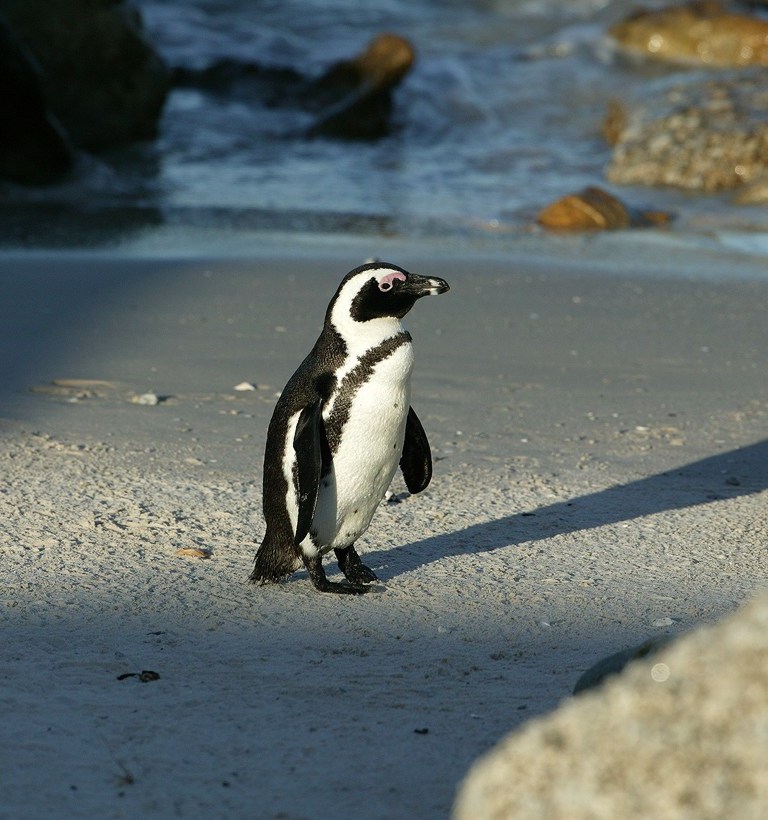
[372,439,768,580]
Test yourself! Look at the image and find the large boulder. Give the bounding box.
[0,0,169,153]
[0,14,74,184]
[610,0,768,67]
[606,73,768,192]
[453,594,768,819]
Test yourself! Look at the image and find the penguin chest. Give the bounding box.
[314,343,414,549]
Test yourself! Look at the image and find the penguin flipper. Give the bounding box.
[400,406,432,494]
[293,398,324,544]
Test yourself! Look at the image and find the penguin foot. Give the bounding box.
[314,578,371,595]
[335,546,379,585]
[303,553,371,595]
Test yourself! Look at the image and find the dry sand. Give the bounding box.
[2,238,768,818]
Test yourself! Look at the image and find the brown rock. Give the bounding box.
[731,171,768,203]
[309,33,415,102]
[610,0,768,67]
[173,32,414,142]
[175,547,212,559]
[534,186,672,231]
[601,98,627,147]
[538,187,631,230]
[307,33,415,140]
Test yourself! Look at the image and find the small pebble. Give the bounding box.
[176,547,211,559]
[132,392,159,406]
[234,381,257,391]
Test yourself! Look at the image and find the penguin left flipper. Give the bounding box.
[293,398,324,545]
[399,406,432,494]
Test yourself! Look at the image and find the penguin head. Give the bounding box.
[327,263,449,337]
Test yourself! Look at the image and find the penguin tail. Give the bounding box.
[249,531,300,585]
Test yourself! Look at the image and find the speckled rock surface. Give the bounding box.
[606,73,768,192]
[454,593,768,820]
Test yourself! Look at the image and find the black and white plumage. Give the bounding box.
[249,261,449,594]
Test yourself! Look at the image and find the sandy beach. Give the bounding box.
[2,236,768,818]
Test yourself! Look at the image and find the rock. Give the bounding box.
[453,594,768,819]
[172,59,303,102]
[303,33,416,140]
[607,73,768,191]
[175,547,211,559]
[572,635,673,694]
[537,186,671,230]
[173,32,414,142]
[0,0,170,153]
[538,187,631,230]
[732,171,768,203]
[132,392,160,406]
[601,98,627,147]
[0,14,74,184]
[610,0,768,67]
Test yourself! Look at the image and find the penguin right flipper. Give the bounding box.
[293,399,324,545]
[399,406,432,494]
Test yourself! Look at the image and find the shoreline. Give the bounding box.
[2,210,768,270]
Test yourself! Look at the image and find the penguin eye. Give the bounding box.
[378,271,406,292]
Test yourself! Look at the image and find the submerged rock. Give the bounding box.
[454,594,768,819]
[306,33,415,139]
[610,0,768,67]
[607,73,768,192]
[537,186,671,230]
[175,32,415,141]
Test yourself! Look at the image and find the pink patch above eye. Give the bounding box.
[378,271,406,291]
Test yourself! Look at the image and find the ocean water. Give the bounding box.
[4,0,768,256]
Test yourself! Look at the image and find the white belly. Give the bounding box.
[310,343,413,552]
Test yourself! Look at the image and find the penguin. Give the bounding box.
[249,261,449,594]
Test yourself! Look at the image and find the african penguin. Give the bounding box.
[249,261,449,594]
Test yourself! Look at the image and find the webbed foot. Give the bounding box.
[335,545,378,585]
[303,552,371,595]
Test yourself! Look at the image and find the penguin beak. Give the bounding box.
[404,273,450,298]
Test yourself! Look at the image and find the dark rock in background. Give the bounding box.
[175,32,415,141]
[0,15,74,185]
[0,0,169,185]
[305,33,415,140]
